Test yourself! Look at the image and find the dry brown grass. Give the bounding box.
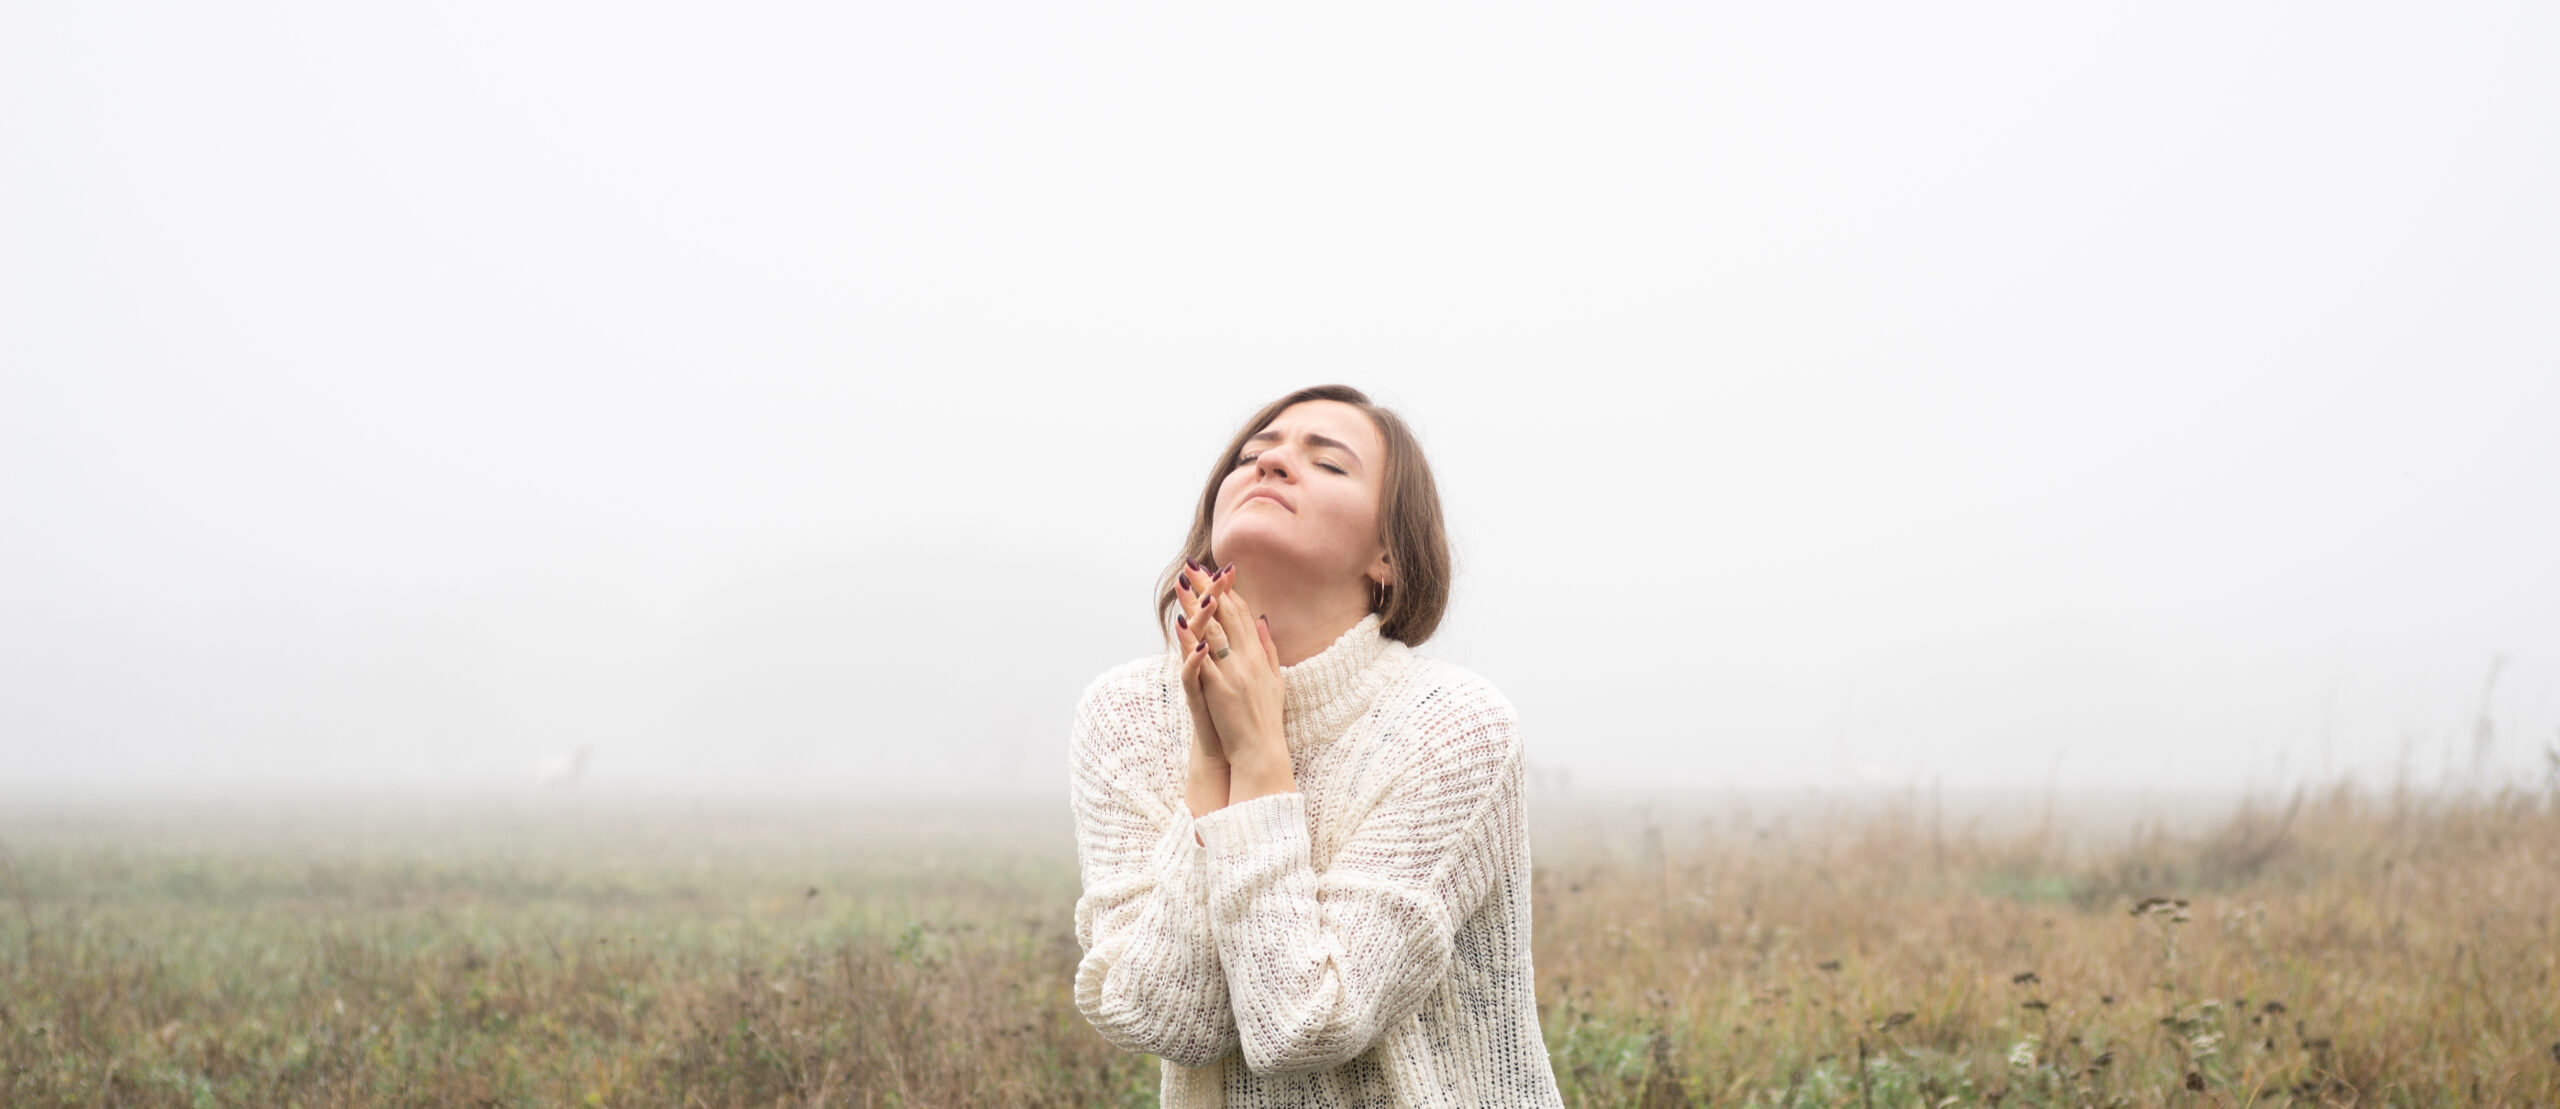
[1,783,2553,1107]
[1532,783,2560,1106]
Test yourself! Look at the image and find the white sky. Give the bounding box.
[4,1,2555,795]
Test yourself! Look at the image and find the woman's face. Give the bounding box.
[1210,399,1388,590]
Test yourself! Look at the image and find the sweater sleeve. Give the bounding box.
[1193,684,1526,1075]
[1067,672,1240,1067]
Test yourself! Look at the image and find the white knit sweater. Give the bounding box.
[1069,611,1564,1107]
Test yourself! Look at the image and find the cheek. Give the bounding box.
[1312,497,1371,536]
[1211,477,1251,527]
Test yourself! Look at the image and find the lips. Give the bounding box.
[1242,489,1293,512]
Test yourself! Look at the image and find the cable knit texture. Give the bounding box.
[1070,612,1565,1107]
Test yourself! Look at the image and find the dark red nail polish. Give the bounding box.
[1176,576,1190,593]
[1220,562,1234,577]
[1177,614,1187,630]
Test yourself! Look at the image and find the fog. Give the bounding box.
[5,1,2555,799]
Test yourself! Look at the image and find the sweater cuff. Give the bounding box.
[1152,804,1208,873]
[1192,791,1308,860]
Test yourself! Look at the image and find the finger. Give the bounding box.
[1197,604,1230,663]
[1175,564,1203,621]
[1196,575,1241,657]
[1256,614,1276,669]
[1185,622,1218,682]
[1177,559,1223,643]
[1192,628,1226,694]
[1206,582,1254,665]
[1180,649,1220,758]
[1186,647,1225,711]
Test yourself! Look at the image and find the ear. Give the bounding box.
[1366,548,1394,589]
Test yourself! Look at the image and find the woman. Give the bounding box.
[1069,385,1564,1106]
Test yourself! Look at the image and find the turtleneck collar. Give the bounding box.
[1278,611,1400,750]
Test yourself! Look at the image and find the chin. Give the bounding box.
[1209,530,1293,566]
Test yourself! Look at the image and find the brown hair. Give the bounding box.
[1155,385,1452,649]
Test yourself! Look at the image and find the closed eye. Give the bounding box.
[1239,453,1345,474]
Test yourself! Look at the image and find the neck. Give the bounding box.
[1223,563,1379,666]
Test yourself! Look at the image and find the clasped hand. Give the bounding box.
[1175,558,1289,817]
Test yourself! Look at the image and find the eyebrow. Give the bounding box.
[1244,428,1363,468]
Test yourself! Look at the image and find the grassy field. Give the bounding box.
[1,783,2554,1107]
